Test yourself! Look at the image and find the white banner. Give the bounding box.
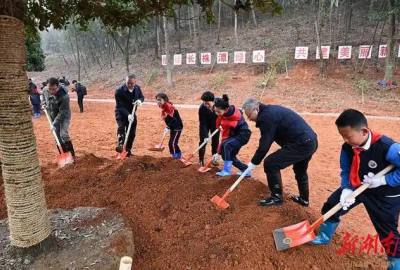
[200,53,212,65]
[358,45,373,59]
[186,53,196,65]
[173,54,182,65]
[161,55,167,66]
[316,46,330,59]
[338,46,352,59]
[217,52,229,64]
[295,47,308,60]
[379,45,387,58]
[252,50,265,63]
[234,51,246,63]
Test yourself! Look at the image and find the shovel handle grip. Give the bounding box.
[319,164,395,225]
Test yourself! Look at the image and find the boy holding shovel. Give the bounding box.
[311,109,400,270]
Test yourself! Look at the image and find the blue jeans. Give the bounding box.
[220,137,247,171]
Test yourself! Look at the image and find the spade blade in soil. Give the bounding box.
[210,195,229,209]
[57,152,74,168]
[180,157,193,167]
[273,220,316,251]
[198,166,212,173]
[148,144,165,152]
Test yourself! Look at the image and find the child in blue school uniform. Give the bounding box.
[311,109,400,270]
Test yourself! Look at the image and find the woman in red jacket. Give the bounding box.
[214,95,251,176]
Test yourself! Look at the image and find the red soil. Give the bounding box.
[0,101,398,269]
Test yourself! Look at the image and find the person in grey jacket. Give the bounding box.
[47,77,75,158]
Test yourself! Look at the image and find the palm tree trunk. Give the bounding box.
[0,14,51,248]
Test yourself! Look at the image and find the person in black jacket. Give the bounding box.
[198,91,219,166]
[28,78,41,118]
[115,74,144,157]
[242,98,318,207]
[47,77,75,159]
[71,80,87,113]
[156,92,183,159]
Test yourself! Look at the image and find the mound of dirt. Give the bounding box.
[0,154,385,269]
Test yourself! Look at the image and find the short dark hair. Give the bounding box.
[72,80,77,84]
[214,94,230,110]
[201,91,214,102]
[155,92,169,102]
[335,109,368,129]
[127,74,136,80]
[48,77,59,86]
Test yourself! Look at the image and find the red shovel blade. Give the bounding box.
[273,220,316,251]
[180,156,193,167]
[148,144,165,152]
[198,166,212,173]
[210,195,230,209]
[57,152,74,168]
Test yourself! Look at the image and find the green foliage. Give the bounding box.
[25,29,45,71]
[211,72,228,89]
[354,78,372,104]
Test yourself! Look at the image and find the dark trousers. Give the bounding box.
[220,137,247,171]
[169,130,182,155]
[264,138,318,197]
[116,117,137,152]
[323,187,400,258]
[77,94,84,112]
[32,103,41,115]
[199,124,219,163]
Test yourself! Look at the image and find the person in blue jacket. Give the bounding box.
[311,109,400,270]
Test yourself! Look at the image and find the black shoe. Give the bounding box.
[115,145,123,153]
[291,195,309,207]
[126,150,132,157]
[259,195,283,207]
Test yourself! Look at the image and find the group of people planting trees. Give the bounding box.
[35,73,400,269]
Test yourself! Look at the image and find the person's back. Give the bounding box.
[258,104,316,146]
[49,85,71,122]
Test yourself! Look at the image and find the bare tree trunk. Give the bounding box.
[344,0,352,44]
[384,0,396,81]
[106,35,113,68]
[0,14,51,248]
[162,15,173,85]
[315,0,325,77]
[191,4,201,66]
[234,0,239,47]
[188,6,192,39]
[72,24,81,81]
[250,0,258,27]
[216,0,222,44]
[125,27,131,74]
[177,7,182,53]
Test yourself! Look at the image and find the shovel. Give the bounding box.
[198,159,213,173]
[148,128,168,152]
[116,102,138,160]
[211,166,252,209]
[180,129,220,167]
[43,107,74,168]
[273,164,395,251]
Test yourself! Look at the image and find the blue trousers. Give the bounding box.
[220,137,247,171]
[323,187,400,258]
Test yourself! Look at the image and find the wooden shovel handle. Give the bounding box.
[310,164,395,231]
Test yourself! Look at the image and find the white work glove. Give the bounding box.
[363,172,386,189]
[212,154,220,163]
[128,114,134,122]
[203,137,210,143]
[164,127,170,134]
[247,162,256,171]
[134,100,142,106]
[340,188,355,211]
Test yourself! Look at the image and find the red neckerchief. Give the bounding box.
[349,131,382,187]
[160,102,175,119]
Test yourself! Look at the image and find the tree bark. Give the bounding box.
[234,0,239,47]
[0,14,51,248]
[384,0,396,81]
[250,0,258,27]
[216,0,222,44]
[72,24,81,81]
[162,15,173,86]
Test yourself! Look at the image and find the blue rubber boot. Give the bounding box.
[172,152,182,159]
[311,221,340,245]
[388,257,400,270]
[216,161,233,177]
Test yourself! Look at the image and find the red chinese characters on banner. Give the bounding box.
[358,45,373,59]
[379,45,388,58]
[217,52,229,64]
[316,46,330,59]
[234,51,246,63]
[186,53,196,65]
[252,50,265,63]
[338,46,352,59]
[173,54,182,65]
[200,53,212,65]
[336,232,360,255]
[295,47,308,60]
[161,55,167,66]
